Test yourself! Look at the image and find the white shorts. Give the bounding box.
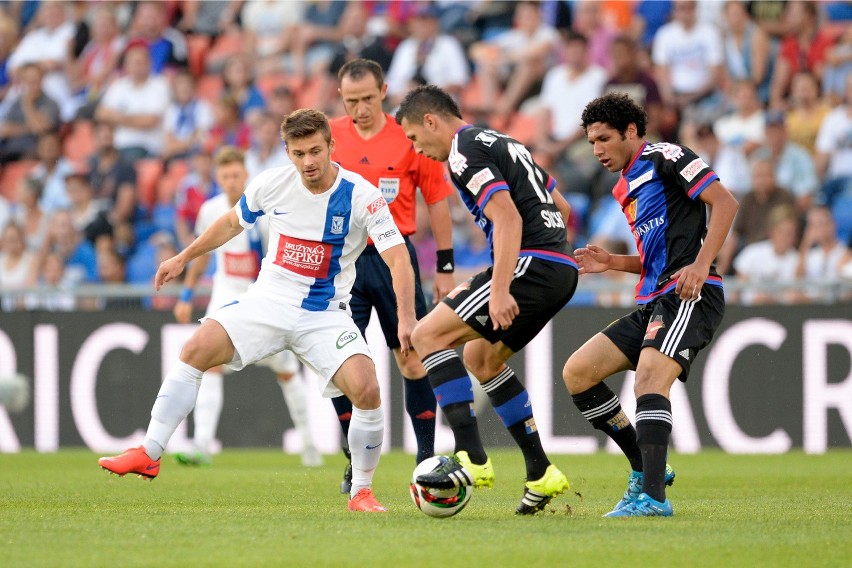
[254,349,299,375]
[204,288,372,397]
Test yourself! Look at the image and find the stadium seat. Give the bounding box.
[196,74,224,102]
[157,159,189,205]
[831,194,852,244]
[204,31,245,71]
[0,160,38,201]
[186,34,212,78]
[135,158,165,209]
[62,120,96,163]
[257,71,294,99]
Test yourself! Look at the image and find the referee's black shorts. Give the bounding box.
[602,284,725,381]
[442,256,578,353]
[350,237,429,349]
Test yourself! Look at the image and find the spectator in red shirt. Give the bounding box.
[206,94,252,152]
[174,148,218,249]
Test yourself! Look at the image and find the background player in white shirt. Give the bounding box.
[171,146,321,468]
[99,109,417,513]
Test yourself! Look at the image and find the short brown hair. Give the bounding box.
[338,58,384,88]
[280,108,331,144]
[214,146,245,167]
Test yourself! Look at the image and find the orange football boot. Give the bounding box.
[99,446,160,479]
[348,488,388,512]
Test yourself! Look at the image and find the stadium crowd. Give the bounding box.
[0,0,850,311]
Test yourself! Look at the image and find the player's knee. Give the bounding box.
[350,379,381,410]
[462,353,498,383]
[179,337,209,370]
[410,322,433,355]
[562,354,595,395]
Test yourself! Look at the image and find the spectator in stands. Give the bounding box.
[603,35,663,140]
[712,80,766,196]
[534,30,608,200]
[815,73,852,206]
[174,148,218,249]
[721,0,774,105]
[717,158,796,274]
[177,0,242,38]
[0,191,9,234]
[162,71,214,162]
[385,3,469,106]
[69,7,126,119]
[652,0,725,128]
[327,1,393,76]
[96,246,143,310]
[95,41,171,162]
[287,0,347,83]
[823,26,852,107]
[44,209,99,286]
[754,110,819,212]
[734,204,800,305]
[0,11,18,104]
[241,0,305,75]
[0,62,61,165]
[571,0,618,72]
[266,84,297,126]
[245,110,290,179]
[26,251,76,312]
[747,0,789,39]
[87,121,138,231]
[769,1,836,110]
[12,176,50,253]
[468,1,559,125]
[796,205,848,292]
[221,54,265,128]
[30,131,74,214]
[786,72,831,156]
[65,169,112,245]
[207,94,252,151]
[6,2,75,120]
[0,222,37,310]
[129,1,187,75]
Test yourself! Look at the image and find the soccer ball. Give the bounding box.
[0,373,31,413]
[409,456,472,518]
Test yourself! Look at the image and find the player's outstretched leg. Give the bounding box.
[479,366,569,514]
[99,361,203,478]
[331,395,354,493]
[403,375,437,464]
[414,349,494,490]
[175,369,223,466]
[278,373,322,467]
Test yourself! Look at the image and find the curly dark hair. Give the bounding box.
[580,92,647,138]
[395,85,462,125]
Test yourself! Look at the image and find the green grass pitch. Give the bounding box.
[1,449,850,567]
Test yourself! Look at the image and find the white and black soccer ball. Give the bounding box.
[0,373,30,413]
[409,456,472,518]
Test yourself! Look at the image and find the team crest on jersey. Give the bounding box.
[367,196,388,214]
[645,315,665,340]
[626,199,638,224]
[331,216,345,234]
[274,235,332,278]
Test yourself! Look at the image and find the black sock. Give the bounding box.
[421,349,486,464]
[331,395,353,440]
[404,375,437,464]
[572,383,643,471]
[482,367,549,480]
[635,393,672,502]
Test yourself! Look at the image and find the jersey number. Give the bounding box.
[507,142,552,204]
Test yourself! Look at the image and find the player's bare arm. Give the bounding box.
[380,242,417,355]
[574,245,642,275]
[670,181,739,301]
[156,209,244,291]
[426,197,455,302]
[173,252,212,323]
[481,191,522,331]
[551,189,573,235]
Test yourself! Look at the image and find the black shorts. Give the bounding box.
[350,237,429,349]
[602,284,725,381]
[443,256,578,353]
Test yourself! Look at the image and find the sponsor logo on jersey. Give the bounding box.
[375,228,399,242]
[466,167,495,195]
[645,315,665,340]
[632,215,665,240]
[448,150,468,176]
[336,331,358,349]
[367,196,388,214]
[378,177,400,203]
[628,169,653,192]
[331,216,344,235]
[272,208,289,215]
[274,235,332,278]
[475,131,498,147]
[223,252,260,279]
[373,213,392,226]
[540,209,565,229]
[626,199,638,224]
[679,157,709,182]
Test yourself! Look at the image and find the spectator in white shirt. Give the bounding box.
[712,80,766,196]
[95,41,171,163]
[162,71,214,163]
[734,204,800,305]
[815,73,852,207]
[245,110,291,179]
[796,205,848,283]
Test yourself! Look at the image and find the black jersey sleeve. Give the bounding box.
[449,131,511,211]
[654,143,720,201]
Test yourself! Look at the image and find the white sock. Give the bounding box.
[278,373,315,450]
[348,406,384,497]
[143,361,203,460]
[192,370,223,456]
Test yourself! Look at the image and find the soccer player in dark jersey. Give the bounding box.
[329,59,456,491]
[397,85,578,514]
[565,92,739,517]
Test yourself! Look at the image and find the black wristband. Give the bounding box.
[436,249,455,273]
